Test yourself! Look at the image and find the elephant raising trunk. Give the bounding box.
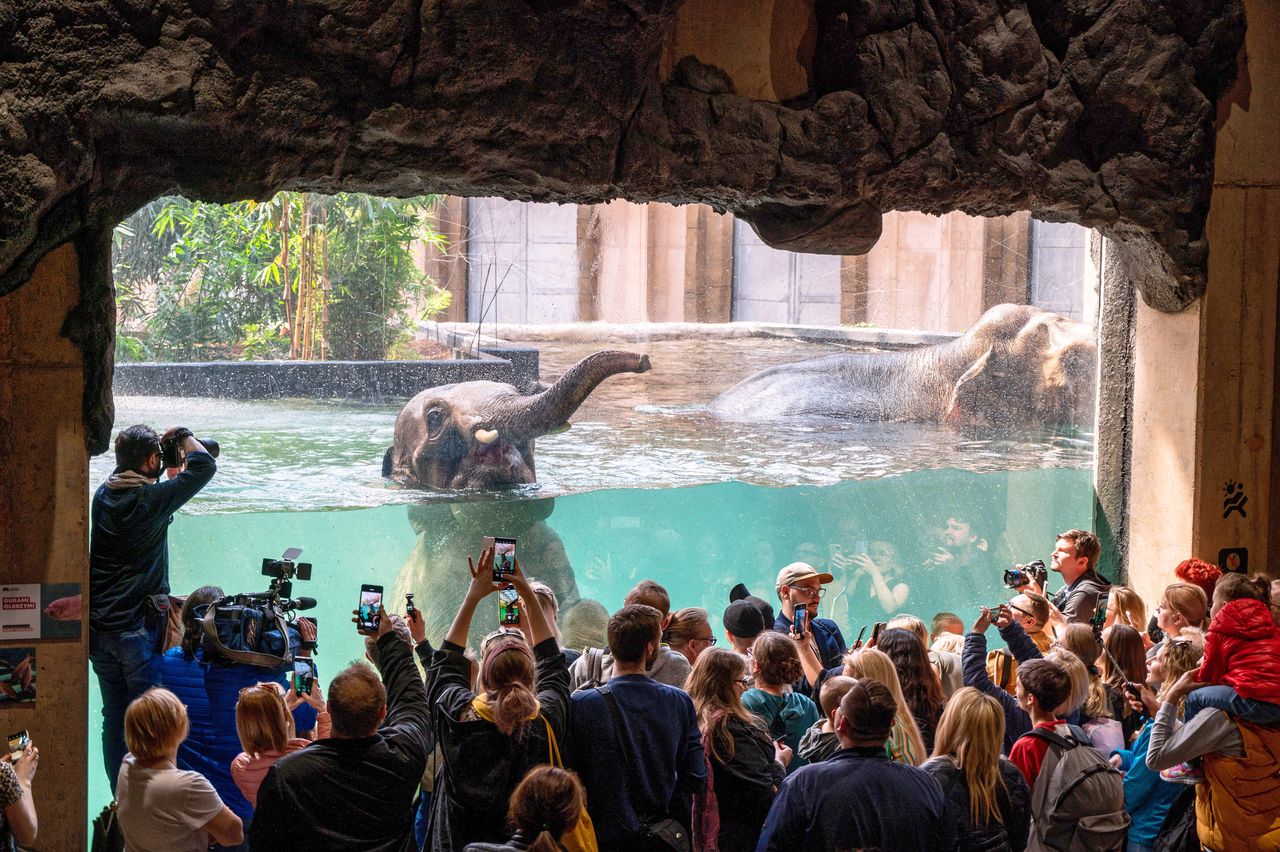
[386,350,651,489]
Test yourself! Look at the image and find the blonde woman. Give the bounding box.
[1155,582,1209,638]
[116,688,243,852]
[842,647,927,766]
[1102,586,1148,635]
[922,687,1031,851]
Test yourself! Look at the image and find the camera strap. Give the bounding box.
[200,604,295,670]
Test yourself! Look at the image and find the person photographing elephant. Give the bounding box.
[1012,529,1109,629]
[90,424,217,792]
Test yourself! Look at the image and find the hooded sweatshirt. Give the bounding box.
[1196,598,1280,704]
[797,720,840,764]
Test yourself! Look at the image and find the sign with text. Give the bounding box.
[0,585,41,640]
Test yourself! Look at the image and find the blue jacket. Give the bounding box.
[161,647,317,823]
[756,746,954,851]
[568,675,705,851]
[1114,719,1183,846]
[772,613,845,671]
[90,452,215,632]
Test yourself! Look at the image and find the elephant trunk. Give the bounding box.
[494,350,650,443]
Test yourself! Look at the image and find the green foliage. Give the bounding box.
[111,192,451,361]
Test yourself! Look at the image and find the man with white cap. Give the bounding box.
[772,562,847,673]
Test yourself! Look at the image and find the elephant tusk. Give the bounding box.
[474,428,500,445]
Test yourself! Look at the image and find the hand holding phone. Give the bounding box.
[293,671,314,696]
[499,585,522,626]
[355,585,383,635]
[791,607,808,638]
[869,621,887,647]
[487,536,517,583]
[7,731,29,763]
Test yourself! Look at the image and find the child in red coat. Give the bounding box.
[1184,572,1280,726]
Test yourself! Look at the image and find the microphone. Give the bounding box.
[289,596,318,612]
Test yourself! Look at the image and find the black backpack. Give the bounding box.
[1026,725,1130,852]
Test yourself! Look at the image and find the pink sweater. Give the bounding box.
[231,709,330,807]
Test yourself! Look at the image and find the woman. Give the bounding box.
[1101,624,1148,743]
[1154,583,1209,649]
[877,628,946,750]
[843,647,927,766]
[922,687,1031,851]
[463,766,586,852]
[116,688,244,852]
[160,585,318,836]
[665,608,717,667]
[1111,631,1204,852]
[741,631,819,774]
[1056,623,1115,722]
[0,736,37,849]
[520,581,567,664]
[231,679,330,807]
[428,548,570,851]
[685,647,789,852]
[1103,587,1148,636]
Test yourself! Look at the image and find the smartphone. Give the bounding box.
[853,625,867,647]
[293,672,314,696]
[792,607,807,637]
[487,536,517,583]
[498,585,521,626]
[6,731,28,762]
[870,621,887,646]
[357,584,383,633]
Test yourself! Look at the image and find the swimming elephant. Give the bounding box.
[384,350,651,489]
[709,304,1095,429]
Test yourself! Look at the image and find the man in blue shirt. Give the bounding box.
[569,604,705,851]
[757,677,954,851]
[771,562,846,675]
[89,425,215,791]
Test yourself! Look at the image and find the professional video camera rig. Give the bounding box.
[198,547,317,672]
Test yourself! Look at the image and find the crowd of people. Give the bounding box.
[4,426,1276,851]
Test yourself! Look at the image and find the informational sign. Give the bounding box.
[0,586,41,641]
[0,647,36,704]
[1218,547,1249,574]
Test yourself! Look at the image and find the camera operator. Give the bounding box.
[1013,530,1108,627]
[90,425,216,792]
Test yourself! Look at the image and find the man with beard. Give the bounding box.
[568,604,705,851]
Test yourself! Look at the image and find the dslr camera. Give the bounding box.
[1003,559,1048,590]
[161,429,220,468]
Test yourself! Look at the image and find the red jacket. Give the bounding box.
[1196,599,1280,704]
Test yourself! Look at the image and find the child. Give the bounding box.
[1008,659,1074,787]
[1185,573,1280,725]
[797,675,858,763]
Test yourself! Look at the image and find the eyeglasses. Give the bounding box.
[787,584,826,599]
[736,676,752,687]
[698,635,717,645]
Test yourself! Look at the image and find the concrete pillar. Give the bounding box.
[1126,0,1280,599]
[418,196,469,323]
[0,243,90,851]
[982,212,1031,310]
[646,204,688,322]
[840,255,868,325]
[683,205,734,323]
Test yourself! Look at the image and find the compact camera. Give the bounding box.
[1003,559,1048,590]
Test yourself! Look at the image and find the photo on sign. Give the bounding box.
[0,648,35,704]
[40,582,82,641]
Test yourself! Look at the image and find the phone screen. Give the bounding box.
[792,607,807,636]
[492,537,517,582]
[358,585,383,632]
[7,731,28,761]
[294,673,314,696]
[499,585,521,626]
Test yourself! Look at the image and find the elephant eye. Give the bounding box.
[426,408,445,435]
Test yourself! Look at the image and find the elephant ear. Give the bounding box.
[944,346,994,426]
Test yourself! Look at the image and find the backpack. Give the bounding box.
[576,647,608,690]
[1026,725,1130,852]
[197,598,300,673]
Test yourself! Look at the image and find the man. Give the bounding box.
[926,515,991,569]
[773,562,846,671]
[986,592,1053,695]
[250,605,432,851]
[723,598,765,653]
[1045,529,1109,625]
[568,604,705,851]
[89,424,215,791]
[569,580,690,689]
[757,678,953,851]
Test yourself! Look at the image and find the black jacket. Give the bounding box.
[89,452,215,632]
[249,634,432,852]
[427,638,570,852]
[921,754,1031,851]
[709,715,785,852]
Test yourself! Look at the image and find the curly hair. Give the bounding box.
[750,630,803,687]
[1174,558,1222,598]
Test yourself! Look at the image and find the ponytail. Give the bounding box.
[492,681,539,736]
[526,830,562,852]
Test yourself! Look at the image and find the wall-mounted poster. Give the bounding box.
[0,584,83,642]
[39,583,82,640]
[0,586,40,641]
[0,648,35,703]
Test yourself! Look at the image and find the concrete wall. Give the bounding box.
[0,244,89,850]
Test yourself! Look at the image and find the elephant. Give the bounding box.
[384,349,651,489]
[708,304,1095,429]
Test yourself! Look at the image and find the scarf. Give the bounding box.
[106,469,158,490]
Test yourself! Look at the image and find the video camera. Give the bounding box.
[199,547,316,673]
[1003,559,1048,590]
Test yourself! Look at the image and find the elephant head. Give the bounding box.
[385,350,651,489]
[943,304,1096,429]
